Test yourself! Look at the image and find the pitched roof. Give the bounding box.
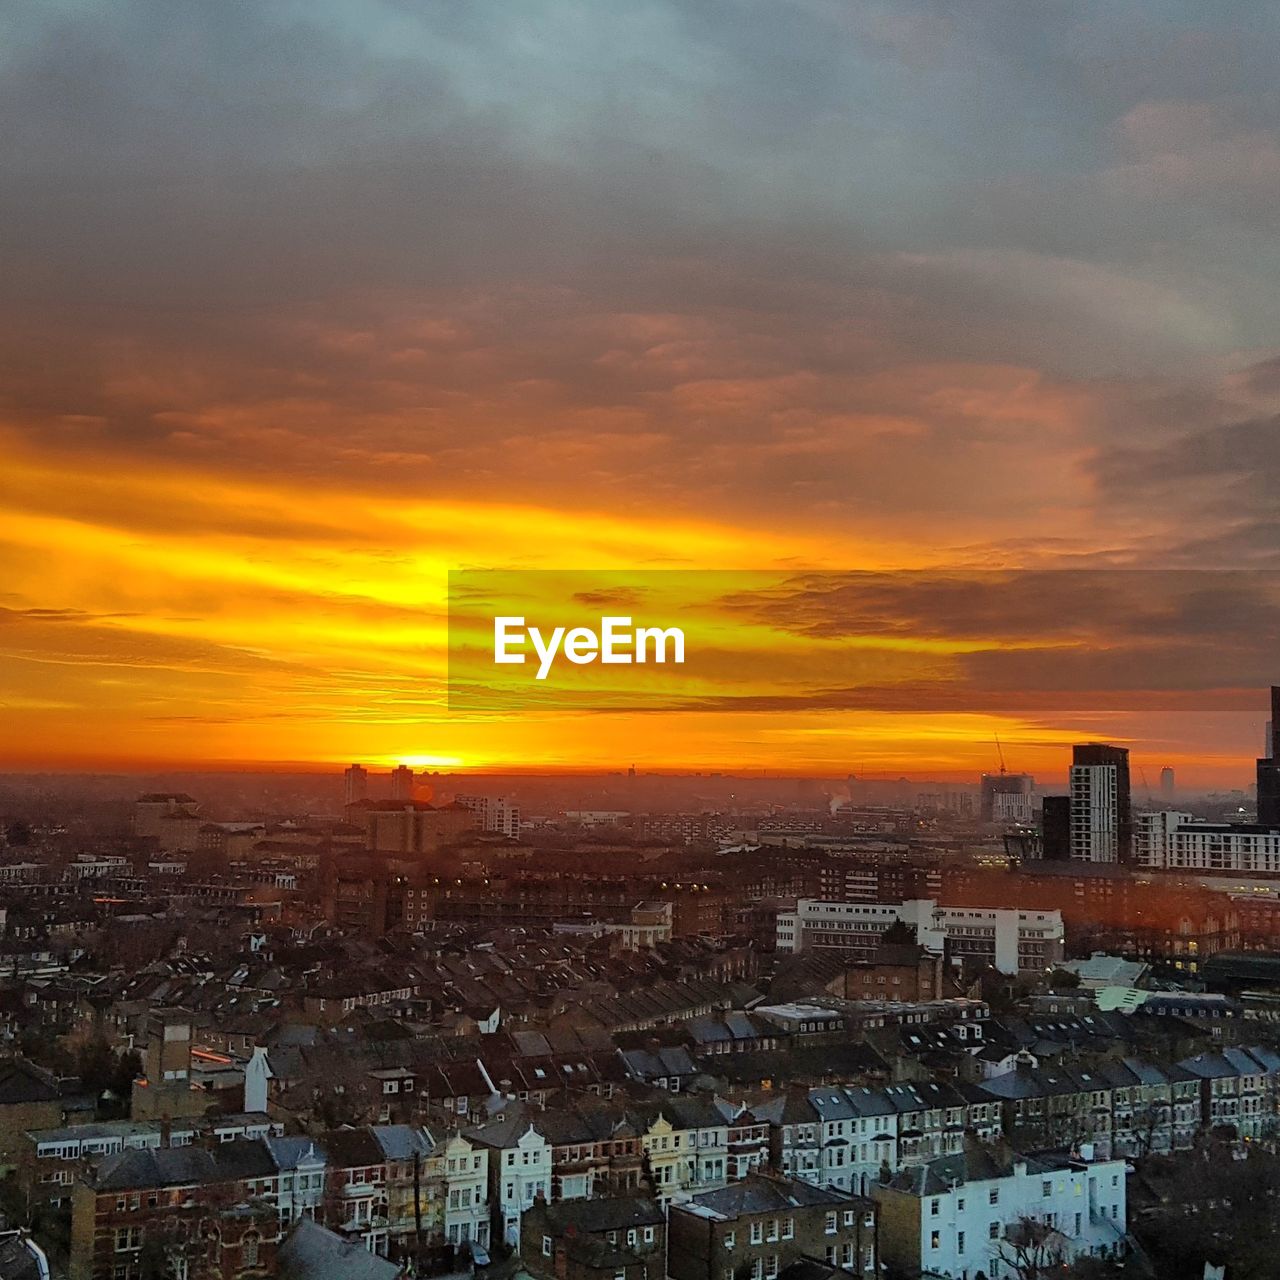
[678,1173,853,1219]
[279,1219,403,1280]
[538,1196,665,1234]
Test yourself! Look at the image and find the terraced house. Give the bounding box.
[668,1173,878,1280]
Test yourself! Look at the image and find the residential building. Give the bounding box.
[521,1196,666,1280]
[465,1113,553,1247]
[1069,743,1131,864]
[667,1173,877,1280]
[455,795,521,839]
[69,1143,280,1280]
[873,1144,1128,1279]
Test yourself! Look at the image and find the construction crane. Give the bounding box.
[993,732,1007,776]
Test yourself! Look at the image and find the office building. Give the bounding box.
[776,898,1064,975]
[389,765,415,803]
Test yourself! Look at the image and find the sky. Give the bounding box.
[2,0,1279,779]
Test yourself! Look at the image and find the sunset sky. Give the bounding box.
[3,1,1280,781]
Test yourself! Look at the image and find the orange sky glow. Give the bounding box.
[4,4,1280,785]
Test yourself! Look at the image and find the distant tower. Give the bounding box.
[1257,687,1280,826]
[980,773,1034,823]
[344,764,369,806]
[1160,767,1175,801]
[390,765,415,803]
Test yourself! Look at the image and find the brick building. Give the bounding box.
[521,1195,666,1280]
[667,1174,877,1280]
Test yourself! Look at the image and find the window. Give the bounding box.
[1043,1180,1052,1197]
[957,1231,965,1253]
[989,1188,999,1205]
[782,1218,794,1240]
[644,1227,655,1244]
[825,1211,838,1234]
[242,1233,259,1267]
[750,1222,763,1244]
[930,1199,940,1217]
[989,1222,1000,1240]
[723,1230,736,1249]
[930,1231,940,1250]
[114,1227,142,1253]
[542,1236,552,1257]
[843,1209,855,1226]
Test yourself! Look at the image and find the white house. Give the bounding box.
[466,1117,553,1247]
[440,1133,491,1249]
[873,1146,1128,1280]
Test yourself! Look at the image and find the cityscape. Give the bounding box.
[0,686,1277,1277]
[6,3,1280,1280]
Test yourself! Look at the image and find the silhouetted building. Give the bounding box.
[389,765,415,803]
[1041,795,1071,861]
[344,763,369,806]
[1257,687,1280,826]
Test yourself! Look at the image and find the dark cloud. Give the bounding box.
[3,0,1280,552]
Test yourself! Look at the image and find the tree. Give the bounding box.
[1048,967,1082,992]
[990,1217,1067,1280]
[1135,1146,1280,1280]
[1064,1256,1128,1279]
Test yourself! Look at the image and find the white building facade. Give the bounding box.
[1136,810,1280,874]
[776,899,1064,975]
[1070,764,1120,862]
[874,1150,1129,1280]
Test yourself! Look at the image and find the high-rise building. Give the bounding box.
[1257,687,1280,827]
[344,763,368,806]
[1069,743,1131,864]
[1160,766,1175,800]
[1040,794,1071,860]
[389,765,415,803]
[980,771,1034,823]
[455,794,521,839]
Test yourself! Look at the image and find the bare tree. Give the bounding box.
[990,1216,1068,1280]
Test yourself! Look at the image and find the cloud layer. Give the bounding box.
[2,0,1279,772]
